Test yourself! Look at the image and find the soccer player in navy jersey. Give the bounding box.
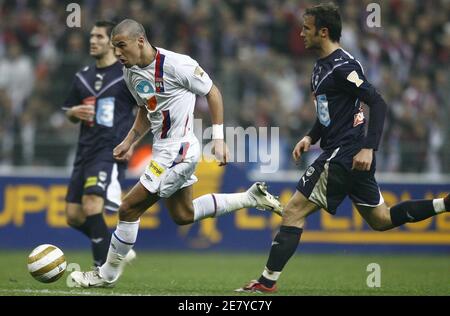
[63,21,136,267]
[237,3,450,293]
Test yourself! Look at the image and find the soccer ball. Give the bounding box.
[27,244,67,283]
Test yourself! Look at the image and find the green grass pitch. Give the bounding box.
[0,250,449,296]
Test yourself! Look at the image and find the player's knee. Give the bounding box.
[170,206,194,225]
[172,212,194,225]
[118,201,136,221]
[367,220,390,231]
[173,217,193,225]
[81,195,103,215]
[282,204,307,227]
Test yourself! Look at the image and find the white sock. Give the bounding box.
[262,266,281,282]
[433,198,446,214]
[99,220,139,282]
[193,192,256,221]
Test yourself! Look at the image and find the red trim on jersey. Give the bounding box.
[155,50,165,93]
[170,142,190,168]
[183,116,189,136]
[161,110,171,139]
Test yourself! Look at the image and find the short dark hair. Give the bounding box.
[304,3,342,42]
[111,19,147,40]
[94,21,117,39]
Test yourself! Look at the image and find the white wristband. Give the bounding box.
[212,124,224,140]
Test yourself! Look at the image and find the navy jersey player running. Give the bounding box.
[64,21,136,267]
[237,3,450,293]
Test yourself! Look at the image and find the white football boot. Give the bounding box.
[70,249,137,288]
[70,267,115,288]
[247,182,283,216]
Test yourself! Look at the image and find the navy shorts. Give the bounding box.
[66,157,126,211]
[296,146,384,214]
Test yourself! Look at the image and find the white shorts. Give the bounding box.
[140,136,200,198]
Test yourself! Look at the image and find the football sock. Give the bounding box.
[99,220,139,282]
[193,192,255,221]
[70,220,91,237]
[390,198,445,227]
[69,214,111,266]
[258,226,303,288]
[84,214,111,267]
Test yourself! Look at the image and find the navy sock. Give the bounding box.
[258,226,303,288]
[390,200,436,227]
[84,214,111,266]
[71,221,91,237]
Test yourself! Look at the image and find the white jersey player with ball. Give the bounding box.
[70,19,283,288]
[123,47,209,198]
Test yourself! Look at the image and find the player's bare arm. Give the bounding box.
[292,136,312,162]
[206,83,230,166]
[113,106,150,161]
[352,148,373,171]
[66,105,96,123]
[293,114,322,162]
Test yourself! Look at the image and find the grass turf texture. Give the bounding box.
[0,251,448,296]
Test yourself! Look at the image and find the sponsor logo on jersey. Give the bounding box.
[97,182,106,190]
[148,160,165,177]
[146,95,157,111]
[353,111,365,127]
[84,176,97,188]
[301,176,310,186]
[136,80,154,95]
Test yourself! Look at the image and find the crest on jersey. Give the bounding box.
[347,70,364,87]
[306,166,315,177]
[98,171,107,182]
[155,78,164,92]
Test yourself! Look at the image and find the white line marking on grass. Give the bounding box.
[0,289,151,296]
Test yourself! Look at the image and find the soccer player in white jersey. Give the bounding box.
[70,19,283,288]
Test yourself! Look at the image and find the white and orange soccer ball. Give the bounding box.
[27,244,67,283]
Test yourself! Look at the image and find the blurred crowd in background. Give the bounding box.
[0,0,449,173]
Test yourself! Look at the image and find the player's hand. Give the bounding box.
[113,140,134,162]
[292,136,312,162]
[211,139,230,166]
[68,105,95,122]
[352,148,373,171]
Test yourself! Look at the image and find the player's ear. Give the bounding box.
[319,27,328,38]
[137,36,145,48]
